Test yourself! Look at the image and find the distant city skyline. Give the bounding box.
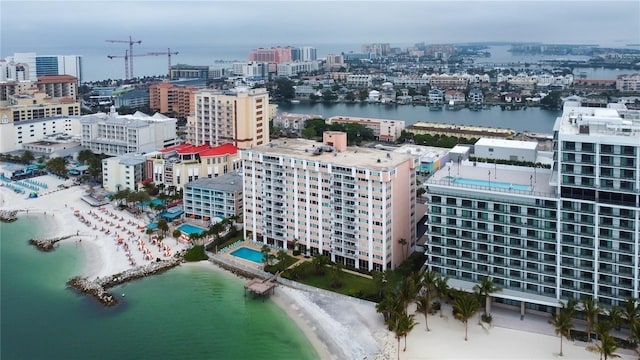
[1,1,638,81]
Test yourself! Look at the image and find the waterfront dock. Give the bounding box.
[244,272,279,298]
[67,258,183,306]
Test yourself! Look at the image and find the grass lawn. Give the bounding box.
[283,262,378,300]
[265,254,299,273]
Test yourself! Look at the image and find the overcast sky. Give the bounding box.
[2,1,638,81]
[2,0,639,53]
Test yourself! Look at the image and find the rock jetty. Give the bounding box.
[0,210,18,222]
[29,234,76,251]
[67,258,183,306]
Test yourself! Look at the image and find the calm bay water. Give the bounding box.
[278,102,562,134]
[0,216,318,360]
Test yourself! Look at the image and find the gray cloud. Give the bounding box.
[2,0,638,81]
[3,0,638,51]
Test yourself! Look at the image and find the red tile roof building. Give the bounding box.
[146,143,240,190]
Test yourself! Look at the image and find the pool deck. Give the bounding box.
[427,159,556,196]
[221,243,266,269]
[177,224,208,235]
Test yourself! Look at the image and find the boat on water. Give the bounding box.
[429,103,443,111]
[446,100,462,111]
[289,99,301,104]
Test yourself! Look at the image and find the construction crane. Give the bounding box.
[146,48,179,78]
[107,50,149,80]
[105,35,142,78]
[108,48,180,80]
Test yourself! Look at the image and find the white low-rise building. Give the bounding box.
[102,153,147,192]
[80,106,178,156]
[0,115,81,153]
[474,138,538,163]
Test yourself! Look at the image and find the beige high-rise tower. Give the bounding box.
[187,87,269,149]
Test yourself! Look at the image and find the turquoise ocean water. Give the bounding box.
[1,216,318,360]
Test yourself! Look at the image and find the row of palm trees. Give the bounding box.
[182,217,238,247]
[549,297,640,359]
[375,270,503,359]
[111,189,152,213]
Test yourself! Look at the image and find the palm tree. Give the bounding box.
[622,297,640,331]
[276,249,288,271]
[328,263,344,288]
[473,276,502,320]
[586,332,621,360]
[415,292,432,331]
[261,245,273,266]
[629,320,640,358]
[605,306,624,332]
[385,312,403,360]
[145,228,154,242]
[172,229,181,244]
[398,311,418,352]
[452,292,480,341]
[311,253,329,275]
[372,270,387,302]
[398,273,420,310]
[548,305,574,356]
[434,276,450,318]
[376,294,400,323]
[581,298,601,342]
[157,219,169,238]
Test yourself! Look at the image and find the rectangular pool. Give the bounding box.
[230,247,264,264]
[447,177,531,191]
[177,223,208,235]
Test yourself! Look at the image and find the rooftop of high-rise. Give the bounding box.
[242,138,414,171]
[555,101,640,140]
[426,159,556,198]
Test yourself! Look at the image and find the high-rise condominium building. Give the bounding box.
[7,53,83,83]
[300,46,317,61]
[187,87,269,149]
[423,101,639,312]
[35,55,83,83]
[149,82,196,119]
[240,131,417,271]
[248,47,293,64]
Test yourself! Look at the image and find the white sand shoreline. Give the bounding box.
[1,172,635,360]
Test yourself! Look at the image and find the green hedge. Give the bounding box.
[469,156,551,169]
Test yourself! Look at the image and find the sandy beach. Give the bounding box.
[0,174,190,279]
[1,172,636,360]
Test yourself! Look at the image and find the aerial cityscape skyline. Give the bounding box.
[1,1,640,359]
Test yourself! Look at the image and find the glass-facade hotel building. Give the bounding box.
[424,101,639,312]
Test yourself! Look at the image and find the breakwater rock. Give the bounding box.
[67,258,183,306]
[0,210,18,222]
[29,234,76,251]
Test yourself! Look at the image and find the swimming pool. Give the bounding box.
[177,223,208,235]
[230,247,264,264]
[447,177,531,191]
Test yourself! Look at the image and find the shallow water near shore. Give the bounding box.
[1,216,318,360]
